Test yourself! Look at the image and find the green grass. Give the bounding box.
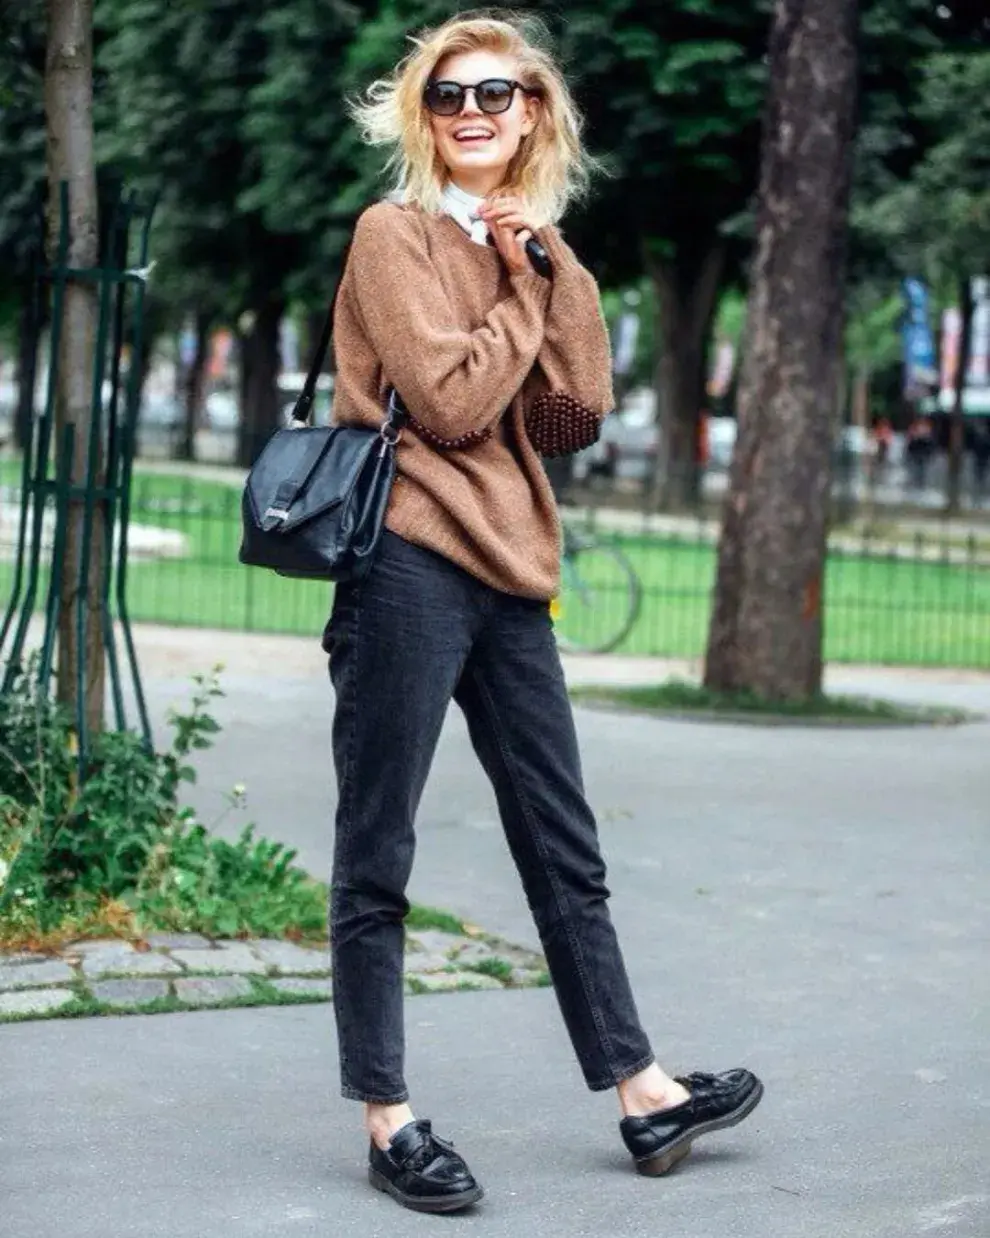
[3,461,989,668]
[466,956,514,982]
[404,904,468,936]
[571,680,976,727]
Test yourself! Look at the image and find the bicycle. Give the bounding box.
[551,523,642,654]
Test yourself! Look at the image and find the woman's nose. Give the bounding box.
[459,87,484,116]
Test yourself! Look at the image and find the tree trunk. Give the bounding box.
[645,242,725,511]
[45,0,103,735]
[236,298,284,468]
[945,277,973,516]
[705,0,859,702]
[176,308,212,462]
[13,280,43,452]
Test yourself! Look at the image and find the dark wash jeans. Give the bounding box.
[323,531,654,1104]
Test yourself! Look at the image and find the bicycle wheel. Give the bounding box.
[553,533,642,654]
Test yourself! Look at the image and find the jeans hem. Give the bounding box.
[341,1084,410,1105]
[586,1052,656,1093]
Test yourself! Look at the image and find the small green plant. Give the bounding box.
[405,904,468,936]
[0,663,326,948]
[467,956,513,983]
[135,821,326,939]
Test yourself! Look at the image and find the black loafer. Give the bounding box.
[368,1119,484,1213]
[619,1068,764,1176]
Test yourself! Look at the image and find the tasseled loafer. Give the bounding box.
[368,1119,484,1213]
[619,1068,764,1176]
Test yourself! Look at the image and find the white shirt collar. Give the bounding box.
[441,182,489,246]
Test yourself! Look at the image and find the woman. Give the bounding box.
[325,13,762,1213]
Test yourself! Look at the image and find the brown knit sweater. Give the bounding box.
[331,202,614,599]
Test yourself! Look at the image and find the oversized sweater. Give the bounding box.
[330,202,614,599]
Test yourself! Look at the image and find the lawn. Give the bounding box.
[2,461,989,668]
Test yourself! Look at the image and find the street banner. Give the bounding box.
[612,311,639,377]
[966,276,990,388]
[706,340,736,399]
[902,278,938,396]
[940,307,962,392]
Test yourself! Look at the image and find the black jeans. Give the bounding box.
[324,531,654,1104]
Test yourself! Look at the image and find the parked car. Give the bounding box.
[707,417,737,469]
[574,387,659,482]
[278,371,334,420]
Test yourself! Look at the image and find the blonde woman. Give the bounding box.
[325,13,762,1213]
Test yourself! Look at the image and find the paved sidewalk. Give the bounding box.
[2,624,987,1237]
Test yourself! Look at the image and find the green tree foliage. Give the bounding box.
[0,6,46,444]
[97,0,356,464]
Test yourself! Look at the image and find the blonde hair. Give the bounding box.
[349,11,596,225]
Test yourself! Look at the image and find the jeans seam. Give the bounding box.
[469,665,621,1078]
[341,1084,411,1105]
[330,596,362,1093]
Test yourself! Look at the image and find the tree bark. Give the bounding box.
[45,0,103,735]
[945,276,973,516]
[176,308,212,462]
[236,298,284,468]
[704,0,859,701]
[645,242,725,511]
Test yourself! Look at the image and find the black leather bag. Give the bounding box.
[239,278,407,582]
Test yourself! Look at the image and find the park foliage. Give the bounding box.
[0,665,326,948]
[0,2,987,477]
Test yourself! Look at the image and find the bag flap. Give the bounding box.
[245,425,379,533]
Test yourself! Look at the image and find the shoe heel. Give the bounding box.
[636,1142,691,1177]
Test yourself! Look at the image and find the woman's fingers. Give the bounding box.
[479,199,537,234]
[488,220,530,274]
[485,211,530,232]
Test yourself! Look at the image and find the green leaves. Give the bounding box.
[0,662,326,944]
[857,47,990,280]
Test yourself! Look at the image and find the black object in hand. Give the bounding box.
[524,237,552,279]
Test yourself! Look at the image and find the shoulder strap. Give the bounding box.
[289,237,353,425]
[290,204,409,427]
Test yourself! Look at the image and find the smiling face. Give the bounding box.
[426,49,540,197]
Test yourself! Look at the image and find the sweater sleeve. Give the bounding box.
[530,226,615,422]
[344,203,551,440]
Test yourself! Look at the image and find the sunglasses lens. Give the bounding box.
[425,82,463,115]
[478,80,514,113]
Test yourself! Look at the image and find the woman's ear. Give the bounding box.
[520,95,541,138]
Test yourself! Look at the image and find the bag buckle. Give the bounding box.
[378,422,401,458]
[264,506,290,522]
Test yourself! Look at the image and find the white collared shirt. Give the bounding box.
[441,182,489,246]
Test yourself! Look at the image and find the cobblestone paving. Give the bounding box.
[0,928,546,1022]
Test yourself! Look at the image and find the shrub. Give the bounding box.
[0,664,326,946]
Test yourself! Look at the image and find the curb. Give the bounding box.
[0,929,549,1025]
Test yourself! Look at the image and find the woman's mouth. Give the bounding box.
[453,128,495,145]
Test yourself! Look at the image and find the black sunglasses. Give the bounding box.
[423,78,540,117]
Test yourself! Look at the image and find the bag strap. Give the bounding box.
[289,208,407,433]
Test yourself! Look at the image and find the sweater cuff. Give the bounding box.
[510,267,553,306]
[534,226,583,275]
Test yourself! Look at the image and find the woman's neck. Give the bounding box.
[446,171,504,199]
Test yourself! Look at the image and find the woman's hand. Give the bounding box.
[478,196,542,277]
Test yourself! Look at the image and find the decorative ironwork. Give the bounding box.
[0,182,157,769]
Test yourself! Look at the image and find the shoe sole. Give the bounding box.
[634,1080,765,1178]
[369,1167,484,1213]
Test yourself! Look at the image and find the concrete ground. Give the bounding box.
[2,625,988,1237]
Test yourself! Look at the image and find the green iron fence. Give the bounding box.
[4,467,986,669]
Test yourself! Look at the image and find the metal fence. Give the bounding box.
[3,465,986,670]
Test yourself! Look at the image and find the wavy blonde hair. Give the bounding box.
[349,11,595,226]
